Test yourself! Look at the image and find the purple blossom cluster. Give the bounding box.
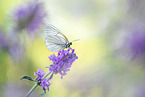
[13,1,46,34]
[127,30,145,58]
[34,69,51,91]
[49,48,78,79]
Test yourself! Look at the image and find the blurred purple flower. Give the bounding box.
[127,30,145,58]
[135,85,145,97]
[0,32,24,61]
[14,2,46,33]
[49,48,78,79]
[34,69,51,91]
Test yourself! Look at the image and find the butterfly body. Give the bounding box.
[45,25,72,52]
[65,42,72,48]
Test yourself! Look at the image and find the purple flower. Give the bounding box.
[49,48,78,79]
[13,1,46,33]
[40,78,51,91]
[127,30,145,58]
[34,69,45,82]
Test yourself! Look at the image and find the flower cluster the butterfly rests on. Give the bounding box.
[49,48,78,79]
[20,48,78,97]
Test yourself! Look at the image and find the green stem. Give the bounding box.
[25,83,38,97]
[43,71,52,79]
[25,71,52,97]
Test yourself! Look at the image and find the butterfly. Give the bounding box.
[45,24,73,52]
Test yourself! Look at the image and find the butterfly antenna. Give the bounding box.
[72,39,80,42]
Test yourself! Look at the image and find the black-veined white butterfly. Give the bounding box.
[45,24,73,52]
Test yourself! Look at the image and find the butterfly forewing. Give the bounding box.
[45,24,69,52]
[45,25,69,42]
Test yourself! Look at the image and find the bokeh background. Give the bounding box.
[1,0,145,97]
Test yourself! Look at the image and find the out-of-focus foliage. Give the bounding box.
[0,0,145,97]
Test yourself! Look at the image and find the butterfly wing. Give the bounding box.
[45,36,66,52]
[45,24,69,52]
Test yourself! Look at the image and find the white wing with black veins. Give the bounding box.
[45,24,69,52]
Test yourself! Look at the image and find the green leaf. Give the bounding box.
[49,73,53,80]
[49,64,53,67]
[20,75,34,81]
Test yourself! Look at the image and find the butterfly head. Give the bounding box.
[66,42,72,48]
[69,42,72,46]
